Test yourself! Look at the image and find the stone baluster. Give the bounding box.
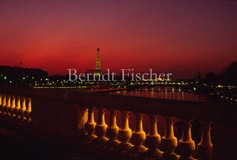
[20,97,26,121]
[6,95,11,107]
[106,109,120,149]
[84,107,97,142]
[117,110,133,152]
[95,107,108,144]
[14,96,21,119]
[130,112,147,156]
[2,95,6,106]
[0,94,3,114]
[197,121,213,160]
[25,98,32,122]
[10,96,16,117]
[6,95,11,116]
[143,115,163,159]
[178,119,196,160]
[2,95,7,115]
[0,94,2,105]
[160,116,179,160]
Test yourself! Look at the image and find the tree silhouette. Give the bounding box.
[220,61,237,85]
[205,72,218,85]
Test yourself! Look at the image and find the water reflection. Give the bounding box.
[110,88,209,102]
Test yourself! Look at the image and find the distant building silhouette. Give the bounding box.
[0,66,48,87]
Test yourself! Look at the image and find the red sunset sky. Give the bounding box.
[0,0,236,79]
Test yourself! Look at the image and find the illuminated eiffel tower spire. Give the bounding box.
[94,48,102,76]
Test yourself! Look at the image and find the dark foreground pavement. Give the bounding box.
[0,127,100,160]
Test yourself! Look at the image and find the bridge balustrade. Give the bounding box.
[0,88,236,160]
[0,94,31,122]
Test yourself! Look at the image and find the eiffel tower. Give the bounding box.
[94,48,102,76]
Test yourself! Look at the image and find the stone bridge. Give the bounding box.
[0,87,237,160]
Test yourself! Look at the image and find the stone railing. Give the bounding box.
[0,88,237,160]
[0,94,31,123]
[67,91,223,160]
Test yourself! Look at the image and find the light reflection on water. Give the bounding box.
[110,88,209,102]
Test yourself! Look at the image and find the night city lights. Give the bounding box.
[0,1,237,160]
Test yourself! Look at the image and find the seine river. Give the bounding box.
[109,87,209,102]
